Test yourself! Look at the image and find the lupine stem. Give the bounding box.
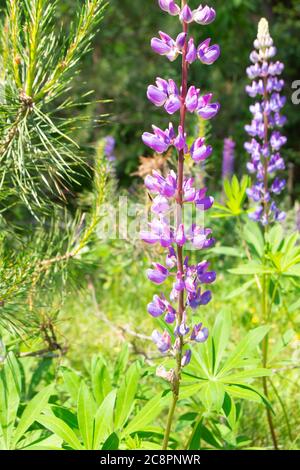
[261,73,279,451]
[162,393,178,450]
[162,1,189,450]
[262,76,270,224]
[262,270,278,450]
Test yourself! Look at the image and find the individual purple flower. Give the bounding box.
[147,294,167,317]
[194,92,220,120]
[141,217,174,247]
[197,38,220,65]
[142,123,186,153]
[188,225,215,249]
[191,323,209,343]
[245,18,287,225]
[147,78,181,114]
[186,86,200,112]
[151,31,187,61]
[152,330,172,353]
[158,0,180,16]
[175,223,186,247]
[186,38,197,64]
[166,247,177,268]
[151,195,170,214]
[181,349,192,367]
[147,263,169,284]
[179,4,193,23]
[190,137,212,163]
[174,125,187,151]
[176,318,190,336]
[192,5,216,25]
[183,177,196,202]
[271,177,286,195]
[147,294,176,323]
[195,187,214,211]
[145,170,177,197]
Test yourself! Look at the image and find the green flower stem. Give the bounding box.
[261,272,279,450]
[162,387,179,450]
[269,378,293,442]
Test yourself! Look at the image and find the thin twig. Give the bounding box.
[88,280,152,342]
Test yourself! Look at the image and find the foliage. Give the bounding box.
[0,0,106,210]
[0,0,299,453]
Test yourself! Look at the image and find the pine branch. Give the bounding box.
[0,0,107,211]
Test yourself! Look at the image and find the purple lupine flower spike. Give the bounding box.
[222,137,235,180]
[141,2,219,392]
[103,136,117,177]
[245,18,287,225]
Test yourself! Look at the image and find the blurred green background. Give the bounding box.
[1,0,298,194]
[46,0,300,195]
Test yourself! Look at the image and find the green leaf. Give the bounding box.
[283,264,300,277]
[288,298,300,313]
[0,352,22,448]
[229,262,274,275]
[77,381,97,450]
[200,382,225,411]
[243,221,264,258]
[102,432,119,450]
[61,367,81,404]
[20,432,63,451]
[224,384,268,405]
[50,405,78,430]
[37,414,83,450]
[93,390,116,449]
[267,224,284,253]
[210,246,245,258]
[187,418,202,450]
[282,232,299,256]
[212,311,232,373]
[268,330,295,363]
[218,325,270,377]
[91,356,112,406]
[122,393,169,437]
[114,362,140,430]
[179,382,204,400]
[225,279,256,300]
[114,344,130,382]
[198,423,222,449]
[13,385,53,447]
[219,368,271,383]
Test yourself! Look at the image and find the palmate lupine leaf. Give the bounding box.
[0,0,107,211]
[212,175,251,218]
[0,353,53,450]
[230,223,300,283]
[180,312,271,412]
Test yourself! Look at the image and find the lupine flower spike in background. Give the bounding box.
[104,136,117,177]
[245,18,287,226]
[141,0,220,449]
[245,18,287,451]
[222,137,235,182]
